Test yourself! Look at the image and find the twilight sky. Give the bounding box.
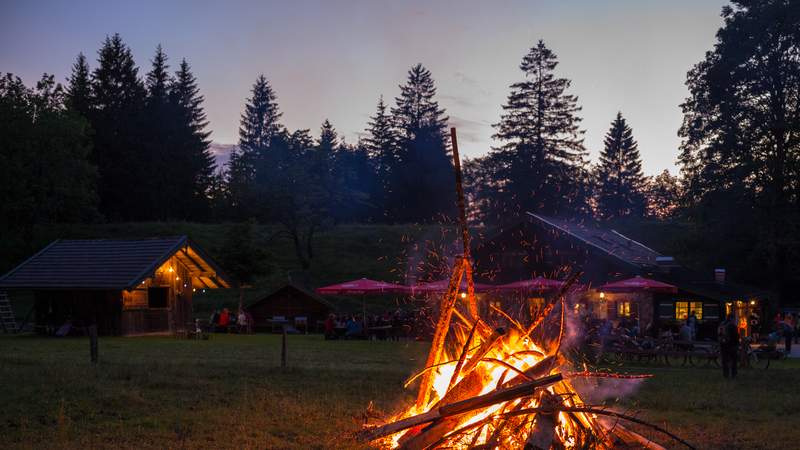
[1,0,726,174]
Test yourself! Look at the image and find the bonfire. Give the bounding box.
[357,129,695,450]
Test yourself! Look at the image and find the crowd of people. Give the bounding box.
[206,308,253,334]
[323,310,415,340]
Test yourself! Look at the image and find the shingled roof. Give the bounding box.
[527,213,663,269]
[0,236,232,290]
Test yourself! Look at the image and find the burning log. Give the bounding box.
[357,373,563,442]
[415,257,466,408]
[524,392,559,450]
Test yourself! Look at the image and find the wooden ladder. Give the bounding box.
[0,291,18,333]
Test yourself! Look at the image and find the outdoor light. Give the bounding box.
[460,292,467,299]
[168,266,174,273]
[750,300,756,305]
[175,276,180,281]
[599,291,605,299]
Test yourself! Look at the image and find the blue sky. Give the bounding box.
[0,0,727,174]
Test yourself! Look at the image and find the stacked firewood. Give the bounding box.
[357,272,694,450]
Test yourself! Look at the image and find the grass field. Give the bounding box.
[1,334,799,450]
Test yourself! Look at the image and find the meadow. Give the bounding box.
[1,333,799,450]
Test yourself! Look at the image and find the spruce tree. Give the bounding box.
[90,33,147,219]
[146,45,171,103]
[144,45,173,219]
[491,40,588,219]
[594,112,646,220]
[390,64,453,222]
[228,75,283,217]
[65,53,92,116]
[170,59,215,219]
[317,119,338,154]
[363,96,396,220]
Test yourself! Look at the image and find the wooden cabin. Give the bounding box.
[246,284,332,332]
[0,236,232,336]
[473,213,769,338]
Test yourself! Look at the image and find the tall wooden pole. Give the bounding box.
[450,128,478,319]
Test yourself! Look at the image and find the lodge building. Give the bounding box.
[473,213,769,338]
[0,236,232,336]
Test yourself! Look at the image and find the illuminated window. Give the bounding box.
[617,301,631,317]
[489,300,502,316]
[675,301,703,320]
[528,297,545,310]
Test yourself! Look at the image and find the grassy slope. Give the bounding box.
[1,334,799,449]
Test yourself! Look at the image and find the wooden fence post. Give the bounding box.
[281,327,287,368]
[88,324,98,364]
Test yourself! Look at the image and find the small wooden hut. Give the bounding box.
[246,284,332,332]
[0,236,232,335]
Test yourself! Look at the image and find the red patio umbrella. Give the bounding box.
[316,278,411,331]
[596,276,678,294]
[315,278,411,295]
[412,278,495,294]
[496,276,565,293]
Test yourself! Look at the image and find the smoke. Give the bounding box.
[569,376,648,404]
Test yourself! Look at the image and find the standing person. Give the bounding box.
[782,314,793,355]
[749,312,760,342]
[237,309,248,334]
[688,312,698,341]
[795,315,800,345]
[718,314,740,379]
[218,308,230,333]
[210,309,220,333]
[324,313,336,340]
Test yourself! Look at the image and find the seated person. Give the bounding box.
[345,316,363,338]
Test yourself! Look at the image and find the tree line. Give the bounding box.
[1,0,797,296]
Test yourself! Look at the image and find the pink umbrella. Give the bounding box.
[597,276,678,294]
[413,278,495,294]
[496,276,565,293]
[316,278,411,295]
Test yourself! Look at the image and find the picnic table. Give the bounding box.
[367,325,393,340]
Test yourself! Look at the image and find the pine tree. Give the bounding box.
[228,75,283,215]
[363,96,396,220]
[594,112,646,220]
[317,119,338,154]
[390,64,453,222]
[90,33,147,219]
[144,45,173,219]
[65,53,92,116]
[169,59,215,219]
[491,40,588,219]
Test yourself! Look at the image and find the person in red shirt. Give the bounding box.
[324,314,336,340]
[218,308,230,332]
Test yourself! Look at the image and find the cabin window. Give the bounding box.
[617,301,631,317]
[123,289,148,310]
[675,301,703,320]
[147,287,169,309]
[528,297,545,310]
